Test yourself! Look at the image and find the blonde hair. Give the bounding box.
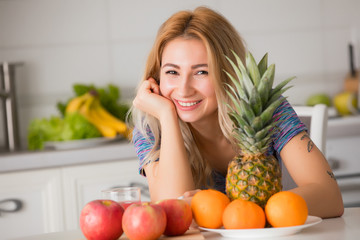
[129,6,246,188]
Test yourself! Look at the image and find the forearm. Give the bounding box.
[281,131,344,218]
[289,182,344,218]
[146,110,195,202]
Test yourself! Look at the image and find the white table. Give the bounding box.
[204,207,360,240]
[11,208,360,240]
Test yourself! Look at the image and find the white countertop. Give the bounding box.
[0,140,137,173]
[10,208,360,240]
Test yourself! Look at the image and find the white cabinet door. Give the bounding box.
[62,159,149,230]
[327,136,360,207]
[0,169,64,239]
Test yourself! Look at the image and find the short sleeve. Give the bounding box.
[272,99,308,154]
[132,127,157,176]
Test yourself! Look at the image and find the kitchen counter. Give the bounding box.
[0,140,137,173]
[1,112,359,175]
[10,208,360,240]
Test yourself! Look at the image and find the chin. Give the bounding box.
[177,115,197,123]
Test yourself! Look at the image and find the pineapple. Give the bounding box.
[224,51,294,208]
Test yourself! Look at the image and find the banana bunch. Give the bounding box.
[66,92,130,138]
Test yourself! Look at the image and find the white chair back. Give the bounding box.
[293,104,328,154]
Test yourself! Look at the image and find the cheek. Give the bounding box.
[159,79,175,99]
[197,80,216,98]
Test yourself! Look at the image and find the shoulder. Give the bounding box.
[132,126,158,176]
[132,126,155,144]
[132,127,155,158]
[272,98,307,153]
[273,98,295,118]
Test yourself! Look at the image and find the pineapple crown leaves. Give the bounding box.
[223,51,294,154]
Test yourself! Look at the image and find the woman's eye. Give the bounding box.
[196,70,208,75]
[165,70,178,75]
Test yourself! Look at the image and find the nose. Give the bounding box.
[177,74,194,97]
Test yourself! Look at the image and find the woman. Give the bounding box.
[129,6,343,218]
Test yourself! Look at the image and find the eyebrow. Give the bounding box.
[162,63,208,69]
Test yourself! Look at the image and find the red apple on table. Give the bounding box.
[157,199,193,236]
[80,199,124,240]
[122,202,166,240]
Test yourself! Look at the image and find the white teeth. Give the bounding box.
[178,101,200,107]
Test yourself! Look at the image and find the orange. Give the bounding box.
[191,189,230,229]
[222,199,266,229]
[265,191,308,228]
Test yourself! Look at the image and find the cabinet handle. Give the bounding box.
[0,199,23,215]
[336,172,360,179]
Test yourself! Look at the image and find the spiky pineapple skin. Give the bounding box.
[224,51,292,208]
[226,154,282,208]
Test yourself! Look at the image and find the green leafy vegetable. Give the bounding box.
[27,112,101,150]
[27,116,64,150]
[60,112,102,141]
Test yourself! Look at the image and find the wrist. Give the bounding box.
[159,105,178,124]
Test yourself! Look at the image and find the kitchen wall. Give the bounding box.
[1,0,360,150]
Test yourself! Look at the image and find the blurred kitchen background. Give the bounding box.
[0,0,359,151]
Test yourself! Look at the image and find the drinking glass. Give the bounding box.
[102,187,141,209]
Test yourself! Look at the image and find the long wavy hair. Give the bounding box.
[129,6,246,188]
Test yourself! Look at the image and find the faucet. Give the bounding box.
[0,62,22,152]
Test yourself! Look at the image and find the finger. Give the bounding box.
[189,219,199,230]
[148,77,157,84]
[181,196,193,206]
[147,78,160,94]
[182,189,201,198]
[140,79,159,94]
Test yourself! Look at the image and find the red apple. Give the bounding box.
[80,199,124,240]
[122,202,166,240]
[157,199,193,236]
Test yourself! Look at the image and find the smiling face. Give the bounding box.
[159,37,218,124]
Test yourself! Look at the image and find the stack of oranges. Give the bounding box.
[191,189,308,229]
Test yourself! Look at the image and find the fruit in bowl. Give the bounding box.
[265,191,308,227]
[222,199,266,229]
[191,189,230,229]
[80,199,124,240]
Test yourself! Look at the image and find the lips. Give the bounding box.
[175,100,202,110]
[178,100,201,107]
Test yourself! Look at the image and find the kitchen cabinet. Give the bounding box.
[327,136,360,207]
[0,156,148,239]
[0,169,64,240]
[326,114,360,208]
[62,159,148,230]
